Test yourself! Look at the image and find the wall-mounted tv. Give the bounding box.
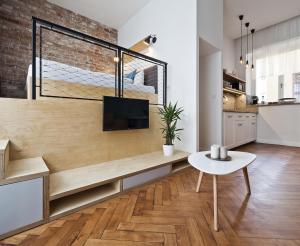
[103,96,149,131]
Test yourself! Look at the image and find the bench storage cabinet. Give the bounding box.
[0,178,44,237]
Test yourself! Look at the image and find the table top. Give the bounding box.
[188,151,256,175]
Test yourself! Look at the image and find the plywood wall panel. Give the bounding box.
[0,99,163,173]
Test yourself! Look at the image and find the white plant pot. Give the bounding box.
[163,144,174,156]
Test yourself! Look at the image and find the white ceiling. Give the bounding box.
[224,0,300,39]
[48,0,151,29]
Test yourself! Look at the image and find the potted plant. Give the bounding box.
[158,102,184,156]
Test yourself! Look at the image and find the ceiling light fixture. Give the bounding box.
[239,15,244,64]
[251,29,255,70]
[245,22,250,68]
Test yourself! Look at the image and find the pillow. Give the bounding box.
[125,69,137,81]
[134,70,144,85]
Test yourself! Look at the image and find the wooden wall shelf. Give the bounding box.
[223,87,246,96]
[224,72,246,84]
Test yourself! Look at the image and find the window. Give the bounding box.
[293,73,300,101]
[250,37,300,102]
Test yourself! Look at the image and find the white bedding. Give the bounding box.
[27,59,155,94]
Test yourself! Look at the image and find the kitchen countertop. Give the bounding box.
[258,102,300,107]
[223,109,258,114]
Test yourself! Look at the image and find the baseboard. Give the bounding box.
[256,139,300,148]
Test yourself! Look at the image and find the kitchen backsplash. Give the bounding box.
[223,92,258,113]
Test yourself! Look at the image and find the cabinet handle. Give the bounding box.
[238,123,243,126]
[252,123,256,125]
[238,115,243,118]
[227,115,233,118]
[246,116,250,118]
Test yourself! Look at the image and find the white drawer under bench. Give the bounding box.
[0,178,44,237]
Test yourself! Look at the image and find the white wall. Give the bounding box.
[118,0,198,152]
[223,35,235,73]
[198,0,223,150]
[199,51,223,149]
[257,105,300,147]
[198,0,223,50]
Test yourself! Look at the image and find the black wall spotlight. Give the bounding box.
[144,35,157,45]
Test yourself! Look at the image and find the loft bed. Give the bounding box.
[26,59,160,104]
[29,17,167,105]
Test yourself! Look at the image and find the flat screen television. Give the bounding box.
[103,96,149,131]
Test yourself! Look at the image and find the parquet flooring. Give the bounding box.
[2,143,300,245]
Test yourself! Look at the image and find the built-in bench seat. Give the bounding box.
[49,150,189,219]
[1,139,190,221]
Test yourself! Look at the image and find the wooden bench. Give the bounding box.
[0,139,189,223]
[49,150,189,220]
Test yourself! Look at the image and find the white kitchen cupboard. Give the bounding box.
[223,112,257,149]
[223,113,235,148]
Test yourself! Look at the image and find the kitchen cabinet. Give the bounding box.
[223,112,257,149]
[223,113,236,149]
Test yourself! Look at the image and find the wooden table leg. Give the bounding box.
[243,167,251,195]
[213,175,218,231]
[196,172,204,192]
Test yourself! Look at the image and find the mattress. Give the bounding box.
[27,59,155,94]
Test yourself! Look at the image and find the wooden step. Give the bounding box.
[0,157,49,185]
[0,139,9,180]
[49,150,189,201]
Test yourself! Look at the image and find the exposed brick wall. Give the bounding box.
[0,0,118,98]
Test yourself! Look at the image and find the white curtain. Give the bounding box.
[246,36,300,102]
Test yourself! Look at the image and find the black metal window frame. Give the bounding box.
[32,17,167,106]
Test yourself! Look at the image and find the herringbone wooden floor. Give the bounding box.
[2,143,300,246]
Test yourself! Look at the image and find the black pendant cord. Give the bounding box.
[239,15,244,64]
[245,22,250,67]
[251,29,255,70]
[241,20,243,60]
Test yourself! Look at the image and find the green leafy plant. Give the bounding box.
[158,102,184,145]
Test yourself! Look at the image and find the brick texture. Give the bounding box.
[0,0,118,98]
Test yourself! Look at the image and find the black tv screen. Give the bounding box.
[103,96,149,131]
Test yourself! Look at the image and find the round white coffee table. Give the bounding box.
[188,151,256,231]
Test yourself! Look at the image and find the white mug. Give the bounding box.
[211,145,220,159]
[220,147,228,159]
